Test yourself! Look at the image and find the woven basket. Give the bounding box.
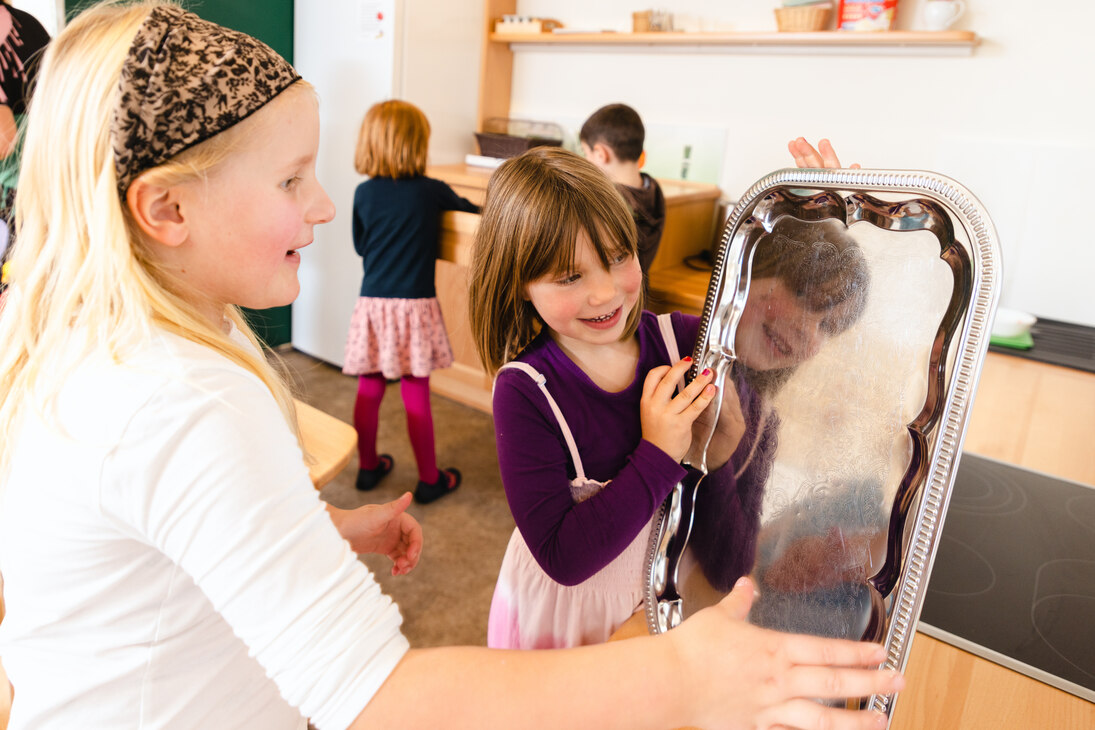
[774,4,832,31]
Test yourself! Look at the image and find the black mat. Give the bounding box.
[990,317,1095,374]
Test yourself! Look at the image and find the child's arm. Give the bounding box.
[688,399,779,592]
[325,492,422,576]
[349,577,903,730]
[493,359,716,586]
[431,177,480,214]
[351,182,371,257]
[493,372,675,585]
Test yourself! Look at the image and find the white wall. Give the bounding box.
[11,0,61,36]
[398,1,484,165]
[420,0,1093,326]
[292,0,485,363]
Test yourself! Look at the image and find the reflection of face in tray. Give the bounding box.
[736,277,843,371]
[731,215,869,376]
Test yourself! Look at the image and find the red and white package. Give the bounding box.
[837,0,899,31]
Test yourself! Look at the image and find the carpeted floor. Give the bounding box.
[279,348,514,649]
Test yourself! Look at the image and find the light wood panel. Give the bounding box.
[894,634,1095,730]
[490,29,980,51]
[477,0,517,132]
[962,353,1095,485]
[296,398,357,489]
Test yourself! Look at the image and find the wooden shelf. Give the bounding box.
[491,30,979,56]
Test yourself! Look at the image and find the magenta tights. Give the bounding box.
[353,373,439,484]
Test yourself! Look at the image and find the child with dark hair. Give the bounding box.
[579,103,666,282]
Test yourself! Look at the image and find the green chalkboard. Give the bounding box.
[64,1,293,61]
[63,0,297,347]
[184,1,295,347]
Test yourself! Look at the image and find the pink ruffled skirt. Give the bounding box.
[342,296,453,379]
[486,517,652,649]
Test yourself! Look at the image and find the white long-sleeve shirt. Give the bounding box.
[0,328,408,729]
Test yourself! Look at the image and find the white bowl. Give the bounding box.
[992,308,1037,338]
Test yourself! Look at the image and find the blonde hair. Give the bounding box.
[468,147,642,374]
[0,0,303,476]
[353,99,429,178]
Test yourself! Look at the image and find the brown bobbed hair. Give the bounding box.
[354,99,429,178]
[468,147,642,374]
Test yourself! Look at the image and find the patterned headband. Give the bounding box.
[111,5,301,194]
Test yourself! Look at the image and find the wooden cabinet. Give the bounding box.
[432,210,492,413]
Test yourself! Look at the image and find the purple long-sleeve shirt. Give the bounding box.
[492,311,697,586]
[686,370,778,592]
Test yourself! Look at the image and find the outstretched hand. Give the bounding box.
[788,137,861,170]
[328,492,423,576]
[671,577,903,730]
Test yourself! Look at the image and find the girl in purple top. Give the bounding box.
[468,147,734,649]
[469,141,869,649]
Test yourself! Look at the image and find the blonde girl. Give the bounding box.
[343,99,477,503]
[0,3,902,728]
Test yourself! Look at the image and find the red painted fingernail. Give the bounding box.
[683,356,692,362]
[702,368,711,376]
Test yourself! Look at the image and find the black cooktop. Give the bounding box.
[990,317,1095,374]
[919,453,1095,702]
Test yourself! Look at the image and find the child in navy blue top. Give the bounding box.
[343,100,478,504]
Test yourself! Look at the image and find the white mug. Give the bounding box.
[923,0,965,31]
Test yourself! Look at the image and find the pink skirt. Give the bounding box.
[486,517,653,649]
[342,296,454,379]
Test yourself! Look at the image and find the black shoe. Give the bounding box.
[356,454,394,491]
[413,467,461,504]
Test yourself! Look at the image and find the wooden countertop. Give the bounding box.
[428,163,722,205]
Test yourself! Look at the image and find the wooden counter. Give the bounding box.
[428,164,720,412]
